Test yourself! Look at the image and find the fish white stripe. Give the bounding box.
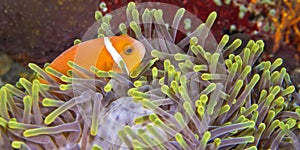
[104,37,129,74]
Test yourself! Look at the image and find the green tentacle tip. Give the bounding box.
[286,118,296,129]
[102,14,112,23]
[174,53,190,61]
[219,104,230,115]
[28,62,42,73]
[179,75,187,85]
[98,34,105,38]
[42,98,63,107]
[273,96,284,106]
[59,84,72,91]
[244,136,255,143]
[270,86,280,96]
[256,39,264,47]
[117,129,126,138]
[190,37,198,45]
[127,88,137,96]
[45,66,61,77]
[133,139,147,149]
[152,67,158,78]
[90,125,98,136]
[200,131,211,146]
[171,80,179,92]
[151,50,161,58]
[44,116,54,125]
[200,94,209,103]
[28,62,37,69]
[193,65,207,72]
[251,43,260,53]
[219,34,229,45]
[251,74,260,83]
[104,83,112,92]
[101,22,110,31]
[67,61,76,68]
[258,122,266,131]
[19,77,31,86]
[206,11,217,26]
[282,85,295,96]
[201,73,221,80]
[130,21,141,33]
[11,141,26,149]
[153,9,163,20]
[271,58,283,70]
[132,9,140,22]
[23,129,39,137]
[195,100,201,107]
[191,45,203,56]
[23,94,32,107]
[279,122,289,130]
[163,59,171,69]
[175,133,188,149]
[183,102,193,116]
[73,39,81,45]
[176,7,185,16]
[95,10,103,21]
[245,146,258,150]
[214,138,221,147]
[142,8,151,22]
[228,39,242,50]
[92,145,103,150]
[132,91,149,99]
[119,23,127,34]
[211,52,220,61]
[241,65,251,76]
[60,75,71,82]
[161,85,170,95]
[174,112,185,126]
[149,114,159,122]
[137,57,158,73]
[96,70,111,77]
[197,105,205,117]
[134,80,147,87]
[154,118,164,126]
[134,116,148,124]
[7,120,21,129]
[44,107,65,125]
[127,1,136,9]
[123,125,136,138]
[247,121,256,127]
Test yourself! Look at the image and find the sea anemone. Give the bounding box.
[1,2,299,150]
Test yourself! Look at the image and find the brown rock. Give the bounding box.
[0,0,99,66]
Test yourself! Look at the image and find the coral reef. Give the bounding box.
[97,0,258,41]
[0,2,300,150]
[249,0,300,53]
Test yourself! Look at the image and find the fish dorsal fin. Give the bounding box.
[104,37,129,74]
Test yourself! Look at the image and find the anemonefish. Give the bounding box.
[45,35,145,82]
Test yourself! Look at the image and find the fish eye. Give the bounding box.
[125,48,133,55]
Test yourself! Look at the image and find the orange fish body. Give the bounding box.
[43,35,146,82]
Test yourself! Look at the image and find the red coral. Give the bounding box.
[98,0,257,41]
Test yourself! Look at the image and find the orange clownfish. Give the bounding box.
[46,35,146,81]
